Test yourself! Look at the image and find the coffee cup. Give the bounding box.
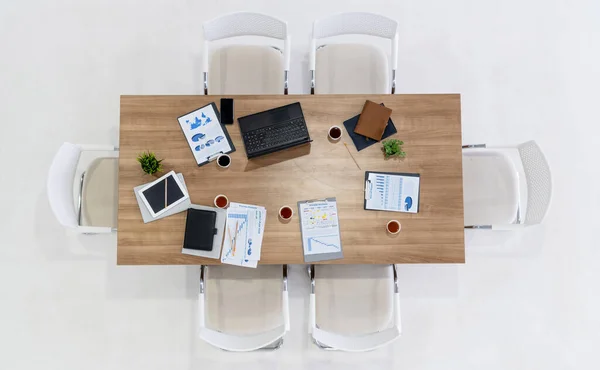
[279,206,293,220]
[214,194,229,209]
[328,126,342,141]
[216,154,231,168]
[386,220,401,234]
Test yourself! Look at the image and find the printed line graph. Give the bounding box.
[307,235,340,252]
[223,213,248,259]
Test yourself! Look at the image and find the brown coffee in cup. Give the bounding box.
[214,194,229,208]
[279,206,293,220]
[387,220,401,234]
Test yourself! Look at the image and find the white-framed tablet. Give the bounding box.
[137,170,190,218]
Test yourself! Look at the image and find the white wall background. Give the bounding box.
[1,0,599,369]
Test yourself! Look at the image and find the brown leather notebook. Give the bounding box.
[353,100,393,141]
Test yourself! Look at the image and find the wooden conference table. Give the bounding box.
[118,95,464,265]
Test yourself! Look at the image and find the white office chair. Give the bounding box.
[310,12,399,94]
[462,141,552,229]
[47,142,119,234]
[198,265,290,352]
[202,12,291,95]
[308,264,401,352]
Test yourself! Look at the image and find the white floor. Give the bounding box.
[1,0,599,369]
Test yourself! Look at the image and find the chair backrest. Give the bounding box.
[312,12,398,39]
[202,12,291,94]
[310,12,399,93]
[47,142,82,228]
[517,141,552,225]
[203,12,287,41]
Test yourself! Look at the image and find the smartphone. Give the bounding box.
[220,98,234,124]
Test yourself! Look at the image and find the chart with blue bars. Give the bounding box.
[374,174,404,211]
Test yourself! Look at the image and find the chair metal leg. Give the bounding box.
[283,264,288,291]
[261,337,284,350]
[312,337,336,350]
[307,264,314,282]
[392,264,399,293]
[78,171,86,226]
[308,264,333,350]
[219,337,283,352]
[462,144,487,149]
[199,265,205,294]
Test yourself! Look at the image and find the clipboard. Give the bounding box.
[177,102,236,167]
[297,197,344,262]
[364,171,421,213]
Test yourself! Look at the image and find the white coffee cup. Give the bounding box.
[328,126,342,141]
[214,194,229,208]
[386,220,401,235]
[278,206,294,220]
[216,154,231,168]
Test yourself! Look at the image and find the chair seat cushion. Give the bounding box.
[315,265,394,335]
[315,44,389,94]
[463,151,520,226]
[205,265,282,335]
[209,45,284,94]
[82,157,118,228]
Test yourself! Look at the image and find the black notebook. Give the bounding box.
[183,208,218,251]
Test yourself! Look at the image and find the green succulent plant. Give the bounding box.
[137,151,163,175]
[382,139,406,158]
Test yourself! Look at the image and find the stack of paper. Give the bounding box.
[220,202,266,268]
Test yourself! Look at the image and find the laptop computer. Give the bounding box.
[238,102,312,158]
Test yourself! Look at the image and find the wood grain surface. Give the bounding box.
[118,95,464,265]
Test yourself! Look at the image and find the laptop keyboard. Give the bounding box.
[243,118,309,156]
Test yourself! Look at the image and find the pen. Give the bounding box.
[164,178,168,208]
[227,225,233,252]
[344,142,361,170]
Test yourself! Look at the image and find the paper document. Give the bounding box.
[177,103,235,166]
[220,202,266,268]
[298,198,343,262]
[364,172,420,213]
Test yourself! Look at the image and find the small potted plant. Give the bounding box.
[382,139,406,158]
[137,151,163,176]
